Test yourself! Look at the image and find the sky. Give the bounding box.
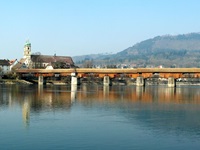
[1,0,200,60]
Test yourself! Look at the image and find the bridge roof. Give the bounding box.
[15,68,200,74]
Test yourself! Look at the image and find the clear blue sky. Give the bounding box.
[1,0,200,59]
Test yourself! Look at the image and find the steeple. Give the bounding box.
[23,40,31,58]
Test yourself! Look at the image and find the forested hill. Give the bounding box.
[73,33,200,68]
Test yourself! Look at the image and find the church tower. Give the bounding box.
[23,40,32,68]
[23,40,31,58]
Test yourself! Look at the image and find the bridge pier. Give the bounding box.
[103,76,110,86]
[136,77,144,86]
[71,73,78,85]
[38,75,44,85]
[168,77,176,87]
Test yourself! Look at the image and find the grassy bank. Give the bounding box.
[0,79,33,84]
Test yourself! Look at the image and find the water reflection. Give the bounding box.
[103,85,109,97]
[1,85,200,138]
[136,86,144,100]
[38,84,43,95]
[1,85,200,107]
[71,84,77,103]
[22,101,30,127]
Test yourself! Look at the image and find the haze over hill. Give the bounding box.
[73,33,200,68]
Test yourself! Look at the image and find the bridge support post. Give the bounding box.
[38,75,44,85]
[136,77,144,86]
[168,77,176,87]
[103,76,110,86]
[71,73,78,85]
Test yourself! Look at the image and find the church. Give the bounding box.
[13,41,75,70]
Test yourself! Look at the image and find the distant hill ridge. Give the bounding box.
[74,33,200,68]
[120,33,200,54]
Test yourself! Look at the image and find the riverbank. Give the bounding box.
[0,79,33,84]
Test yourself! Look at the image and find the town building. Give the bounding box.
[0,59,10,76]
[0,59,17,76]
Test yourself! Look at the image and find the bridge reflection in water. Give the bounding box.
[9,85,200,108]
[22,85,200,120]
[1,83,200,149]
[1,84,200,127]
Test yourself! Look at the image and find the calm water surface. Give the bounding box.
[1,84,200,150]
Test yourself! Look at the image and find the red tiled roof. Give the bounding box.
[9,59,17,65]
[12,58,26,70]
[0,59,10,66]
[31,55,74,65]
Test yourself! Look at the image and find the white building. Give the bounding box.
[0,59,17,76]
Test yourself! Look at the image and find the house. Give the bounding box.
[0,59,17,76]
[30,54,75,69]
[13,41,75,70]
[0,59,10,75]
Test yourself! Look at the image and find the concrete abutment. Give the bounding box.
[136,77,144,86]
[103,76,110,86]
[168,77,176,87]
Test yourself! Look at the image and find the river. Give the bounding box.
[1,84,200,150]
